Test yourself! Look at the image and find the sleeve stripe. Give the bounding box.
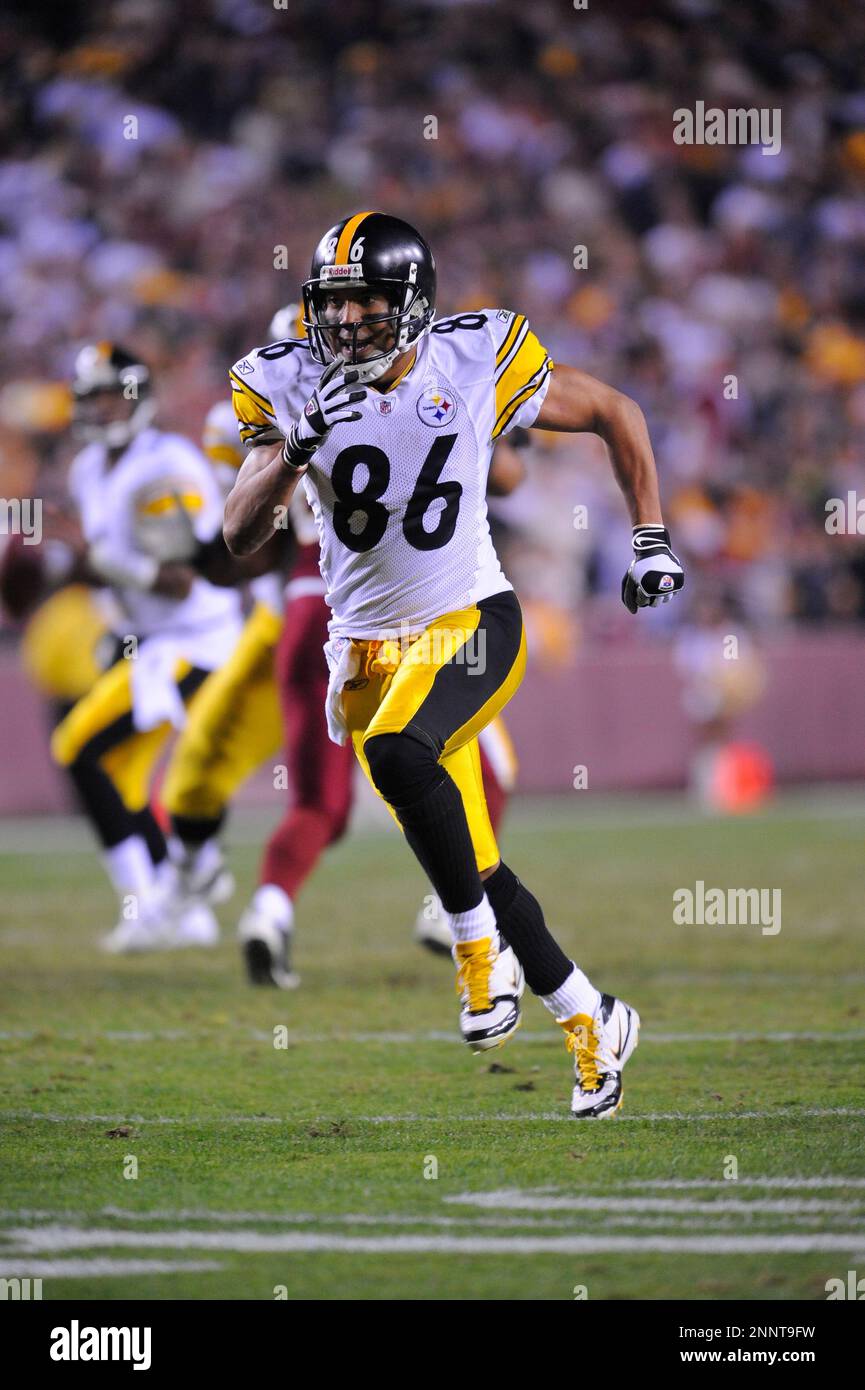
[204,443,244,467]
[229,371,275,417]
[137,492,205,516]
[492,358,553,439]
[494,314,526,372]
[495,319,531,384]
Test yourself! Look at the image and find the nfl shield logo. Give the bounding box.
[376,398,394,415]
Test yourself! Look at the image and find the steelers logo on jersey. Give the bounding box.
[417,386,457,427]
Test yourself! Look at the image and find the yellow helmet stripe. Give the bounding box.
[335,211,376,264]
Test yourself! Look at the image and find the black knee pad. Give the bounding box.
[363,730,442,808]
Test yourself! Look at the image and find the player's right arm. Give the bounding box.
[223,440,301,557]
[224,354,366,556]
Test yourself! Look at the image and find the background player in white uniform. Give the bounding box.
[50,344,243,953]
[224,213,684,1117]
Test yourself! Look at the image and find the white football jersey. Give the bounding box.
[68,427,242,664]
[201,399,285,617]
[231,310,553,638]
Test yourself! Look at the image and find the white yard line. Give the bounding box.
[2,1027,864,1044]
[618,1177,865,1190]
[4,1106,865,1125]
[443,1191,865,1215]
[0,1258,221,1277]
[6,1225,865,1257]
[3,1209,848,1233]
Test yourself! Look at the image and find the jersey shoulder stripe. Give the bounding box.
[493,355,553,439]
[230,351,278,447]
[494,313,528,374]
[489,310,553,438]
[136,489,205,516]
[229,369,275,417]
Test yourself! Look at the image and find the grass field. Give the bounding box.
[1,791,864,1301]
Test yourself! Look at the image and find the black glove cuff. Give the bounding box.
[632,523,671,554]
[281,425,313,473]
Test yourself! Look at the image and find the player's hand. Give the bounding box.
[281,362,367,472]
[621,524,684,613]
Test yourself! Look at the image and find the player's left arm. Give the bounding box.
[534,365,684,612]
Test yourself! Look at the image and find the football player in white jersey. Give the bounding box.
[51,344,244,953]
[224,213,684,1118]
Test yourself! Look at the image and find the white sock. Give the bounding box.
[168,835,222,880]
[253,883,294,931]
[541,964,601,1022]
[448,894,498,946]
[103,836,155,899]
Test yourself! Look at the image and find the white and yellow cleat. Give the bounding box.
[560,993,641,1119]
[454,934,524,1052]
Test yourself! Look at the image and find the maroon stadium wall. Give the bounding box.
[0,632,860,814]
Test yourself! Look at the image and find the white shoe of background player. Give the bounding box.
[238,890,299,989]
[100,896,173,954]
[170,900,219,949]
[413,894,453,955]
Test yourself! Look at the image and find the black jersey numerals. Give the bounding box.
[257,339,307,361]
[331,435,461,554]
[403,435,462,551]
[431,313,488,335]
[331,445,390,552]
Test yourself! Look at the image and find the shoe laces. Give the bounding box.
[563,1014,602,1092]
[454,939,495,1012]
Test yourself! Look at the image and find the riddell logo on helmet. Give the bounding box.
[321,264,363,280]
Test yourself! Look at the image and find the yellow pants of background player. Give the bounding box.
[161,602,283,822]
[51,655,205,812]
[341,595,526,874]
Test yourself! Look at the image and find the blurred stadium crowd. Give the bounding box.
[3,0,865,649]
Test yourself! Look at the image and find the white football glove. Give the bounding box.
[621,524,685,613]
[281,361,367,471]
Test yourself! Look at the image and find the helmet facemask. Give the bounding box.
[71,345,154,448]
[302,271,433,384]
[72,390,156,448]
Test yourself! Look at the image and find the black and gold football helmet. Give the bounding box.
[302,212,436,382]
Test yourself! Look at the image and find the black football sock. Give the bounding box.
[483,860,572,996]
[396,773,485,915]
[66,757,139,849]
[365,732,484,914]
[130,808,168,867]
[171,811,225,848]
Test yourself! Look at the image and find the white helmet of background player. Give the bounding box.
[71,342,156,448]
[267,302,306,342]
